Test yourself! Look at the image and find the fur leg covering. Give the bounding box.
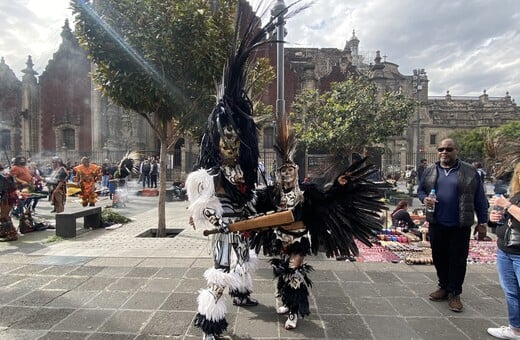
[194,267,236,336]
[270,258,313,317]
[229,250,258,298]
[0,218,17,241]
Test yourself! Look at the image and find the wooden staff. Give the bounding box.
[202,210,304,236]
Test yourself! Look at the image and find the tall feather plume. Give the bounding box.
[198,0,310,192]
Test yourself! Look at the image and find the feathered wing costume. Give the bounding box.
[185,2,307,339]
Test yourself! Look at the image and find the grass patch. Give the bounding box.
[42,235,63,243]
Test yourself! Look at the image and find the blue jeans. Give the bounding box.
[496,248,520,329]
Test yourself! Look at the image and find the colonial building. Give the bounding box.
[1,11,518,181]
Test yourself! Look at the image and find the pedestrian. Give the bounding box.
[417,138,488,312]
[0,163,18,241]
[417,158,428,182]
[140,159,151,189]
[391,200,416,231]
[404,165,417,196]
[149,158,158,188]
[48,157,69,213]
[9,156,34,217]
[487,163,520,340]
[73,157,101,207]
[101,158,111,191]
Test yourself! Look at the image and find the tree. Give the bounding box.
[71,0,237,236]
[448,127,489,162]
[291,77,415,162]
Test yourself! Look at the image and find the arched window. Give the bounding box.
[63,128,75,150]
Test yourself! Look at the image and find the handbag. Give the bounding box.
[504,218,520,249]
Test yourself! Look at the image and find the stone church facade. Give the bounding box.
[1,14,518,180]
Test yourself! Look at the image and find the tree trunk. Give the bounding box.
[156,128,168,237]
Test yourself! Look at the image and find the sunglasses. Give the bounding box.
[437,147,454,152]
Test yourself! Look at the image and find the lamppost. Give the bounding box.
[412,68,427,170]
[271,0,287,123]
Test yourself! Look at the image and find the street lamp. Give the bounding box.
[412,68,427,170]
[271,0,288,123]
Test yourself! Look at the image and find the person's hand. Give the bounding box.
[489,209,503,223]
[423,196,437,210]
[490,195,510,210]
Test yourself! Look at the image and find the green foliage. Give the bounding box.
[291,77,415,155]
[494,121,520,140]
[448,127,489,160]
[101,208,132,224]
[71,0,236,133]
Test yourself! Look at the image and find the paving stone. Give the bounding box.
[311,282,346,297]
[0,306,38,327]
[234,310,280,338]
[319,314,369,339]
[174,278,206,293]
[10,289,66,307]
[374,282,412,297]
[141,310,194,336]
[350,296,397,316]
[6,264,50,275]
[312,269,339,282]
[334,270,370,282]
[8,276,52,290]
[38,265,79,276]
[121,292,170,310]
[97,310,152,333]
[0,287,31,305]
[124,266,160,278]
[316,295,356,315]
[83,291,130,309]
[160,292,197,311]
[10,307,74,330]
[68,266,106,277]
[387,296,443,317]
[0,274,26,287]
[365,271,400,284]
[153,267,188,279]
[45,290,95,308]
[449,317,502,340]
[341,281,381,297]
[139,278,179,292]
[108,277,147,292]
[0,328,47,339]
[93,266,133,278]
[394,271,434,284]
[75,276,116,291]
[38,331,92,340]
[406,317,468,340]
[364,315,421,340]
[88,333,136,340]
[53,309,114,332]
[43,276,89,290]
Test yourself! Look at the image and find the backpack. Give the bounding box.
[141,162,151,173]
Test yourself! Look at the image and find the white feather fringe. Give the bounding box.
[186,169,223,229]
[197,288,227,322]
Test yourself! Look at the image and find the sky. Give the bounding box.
[1,0,519,103]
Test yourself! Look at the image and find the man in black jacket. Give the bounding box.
[417,138,488,313]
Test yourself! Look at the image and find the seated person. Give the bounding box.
[390,200,416,232]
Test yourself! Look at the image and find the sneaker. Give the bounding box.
[232,296,258,307]
[276,305,289,314]
[448,294,463,312]
[487,326,520,340]
[429,288,448,301]
[285,313,298,330]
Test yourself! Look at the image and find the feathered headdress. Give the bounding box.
[197,1,309,193]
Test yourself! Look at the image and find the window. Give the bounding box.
[63,128,75,149]
[0,130,10,150]
[263,126,274,148]
[429,134,437,145]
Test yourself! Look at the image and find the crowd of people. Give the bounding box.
[0,153,161,241]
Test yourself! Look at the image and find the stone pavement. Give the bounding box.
[0,192,507,340]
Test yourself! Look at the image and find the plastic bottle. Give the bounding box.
[492,194,503,212]
[426,189,436,213]
[492,194,504,225]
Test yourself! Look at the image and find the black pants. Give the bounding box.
[428,223,471,296]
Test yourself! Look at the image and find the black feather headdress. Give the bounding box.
[197,0,309,192]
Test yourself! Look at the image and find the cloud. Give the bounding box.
[2,0,519,103]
